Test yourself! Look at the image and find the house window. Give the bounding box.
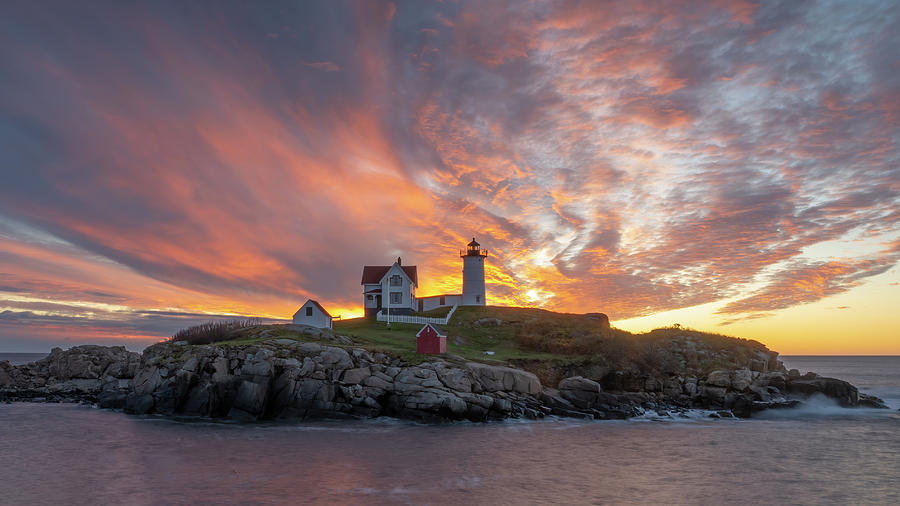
[439,296,445,305]
[306,306,313,316]
[390,275,402,286]
[367,295,373,300]
[476,295,481,303]
[390,292,402,304]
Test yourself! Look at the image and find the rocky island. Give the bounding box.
[0,307,888,422]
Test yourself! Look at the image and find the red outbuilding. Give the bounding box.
[416,323,447,354]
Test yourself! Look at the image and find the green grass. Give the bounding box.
[333,307,601,364]
[332,318,425,362]
[171,306,771,374]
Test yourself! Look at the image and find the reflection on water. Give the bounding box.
[2,356,899,504]
[1,403,898,505]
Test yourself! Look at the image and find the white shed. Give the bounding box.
[292,299,333,329]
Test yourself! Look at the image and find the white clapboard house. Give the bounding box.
[292,299,334,329]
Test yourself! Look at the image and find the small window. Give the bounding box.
[475,295,481,303]
[306,306,313,316]
[390,275,402,286]
[439,296,445,305]
[390,292,402,304]
[367,295,373,300]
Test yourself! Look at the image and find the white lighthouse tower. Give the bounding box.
[460,237,487,306]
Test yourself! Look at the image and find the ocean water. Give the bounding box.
[1,352,49,365]
[1,356,898,505]
[782,356,900,409]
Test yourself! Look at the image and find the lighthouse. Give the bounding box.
[460,237,487,306]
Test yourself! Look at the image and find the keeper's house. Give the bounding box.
[361,258,418,318]
[361,238,488,319]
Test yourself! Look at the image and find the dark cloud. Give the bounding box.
[0,0,898,347]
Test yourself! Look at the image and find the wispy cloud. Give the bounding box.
[0,0,898,348]
[304,61,340,72]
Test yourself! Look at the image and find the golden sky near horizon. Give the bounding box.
[1,1,898,353]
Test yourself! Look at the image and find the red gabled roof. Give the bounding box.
[416,323,447,337]
[360,265,418,286]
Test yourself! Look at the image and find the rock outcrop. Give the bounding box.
[1,339,888,422]
[107,341,554,422]
[0,345,140,404]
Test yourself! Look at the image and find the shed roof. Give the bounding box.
[360,265,418,286]
[416,323,447,337]
[302,299,332,318]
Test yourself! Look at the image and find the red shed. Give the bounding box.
[416,323,447,354]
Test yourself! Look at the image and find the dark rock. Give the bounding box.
[1,336,885,423]
[788,377,858,407]
[558,376,602,409]
[731,394,754,418]
[98,390,128,409]
[702,385,727,405]
[125,394,154,414]
[858,393,888,409]
[229,380,269,420]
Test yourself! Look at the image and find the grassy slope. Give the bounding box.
[199,306,771,375]
[334,308,564,365]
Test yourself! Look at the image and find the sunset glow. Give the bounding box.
[1,1,898,353]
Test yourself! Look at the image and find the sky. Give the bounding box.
[1,0,898,354]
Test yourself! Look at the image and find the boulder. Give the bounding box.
[466,363,541,395]
[787,377,858,407]
[132,367,163,396]
[706,370,731,388]
[754,372,787,391]
[124,394,155,414]
[341,367,371,385]
[858,394,888,409]
[363,375,392,390]
[434,365,473,392]
[731,369,753,391]
[0,362,16,387]
[318,347,353,370]
[229,380,269,419]
[240,360,273,378]
[703,385,727,405]
[558,376,602,409]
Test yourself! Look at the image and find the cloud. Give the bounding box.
[0,0,898,348]
[304,61,340,72]
[717,255,900,317]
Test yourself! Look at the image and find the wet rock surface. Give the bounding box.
[1,346,139,405]
[1,338,888,422]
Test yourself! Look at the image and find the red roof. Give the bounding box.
[360,265,418,286]
[416,323,447,337]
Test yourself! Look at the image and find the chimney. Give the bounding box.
[397,256,402,265]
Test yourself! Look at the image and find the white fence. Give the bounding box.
[376,305,458,325]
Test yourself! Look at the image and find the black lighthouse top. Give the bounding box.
[461,237,488,257]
